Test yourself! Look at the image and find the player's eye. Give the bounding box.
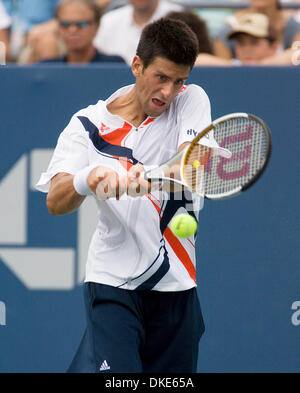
[157,74,168,82]
[175,79,185,86]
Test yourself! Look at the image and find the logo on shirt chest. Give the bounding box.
[99,122,110,134]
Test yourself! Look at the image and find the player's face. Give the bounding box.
[235,34,277,64]
[57,2,99,51]
[132,56,190,118]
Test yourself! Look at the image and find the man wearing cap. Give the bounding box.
[227,13,279,64]
[195,13,279,66]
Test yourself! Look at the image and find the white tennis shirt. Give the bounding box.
[36,84,224,291]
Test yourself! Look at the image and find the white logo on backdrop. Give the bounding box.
[0,149,98,290]
[0,301,5,326]
[291,301,300,326]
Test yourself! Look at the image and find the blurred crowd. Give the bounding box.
[0,0,300,66]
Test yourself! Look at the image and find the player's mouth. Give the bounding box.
[152,98,166,108]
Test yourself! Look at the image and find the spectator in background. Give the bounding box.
[293,0,300,23]
[0,0,10,61]
[93,0,183,65]
[20,0,129,63]
[2,0,62,62]
[166,10,213,54]
[94,0,127,13]
[195,13,281,65]
[195,0,246,38]
[40,0,124,64]
[213,0,300,62]
[228,12,279,64]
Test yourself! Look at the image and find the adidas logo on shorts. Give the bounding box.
[99,360,111,371]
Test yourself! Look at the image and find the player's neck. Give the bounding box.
[66,46,96,64]
[107,89,147,128]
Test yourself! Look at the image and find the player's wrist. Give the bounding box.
[73,165,98,196]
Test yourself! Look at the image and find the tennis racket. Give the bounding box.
[144,113,272,200]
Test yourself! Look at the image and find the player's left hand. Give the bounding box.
[120,164,151,198]
[92,166,121,200]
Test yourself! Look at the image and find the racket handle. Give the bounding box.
[143,165,166,181]
[143,171,149,181]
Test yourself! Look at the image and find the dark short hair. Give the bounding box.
[56,0,103,21]
[136,17,199,69]
[166,11,212,54]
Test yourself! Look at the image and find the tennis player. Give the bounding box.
[36,17,227,373]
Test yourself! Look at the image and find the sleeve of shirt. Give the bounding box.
[35,114,89,193]
[176,84,212,149]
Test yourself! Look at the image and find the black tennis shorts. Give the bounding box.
[68,282,205,373]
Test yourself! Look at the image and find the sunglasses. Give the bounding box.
[59,20,96,29]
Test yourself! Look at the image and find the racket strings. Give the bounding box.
[184,145,211,193]
[183,117,269,196]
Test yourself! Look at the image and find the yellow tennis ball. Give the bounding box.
[170,214,198,238]
[193,160,201,169]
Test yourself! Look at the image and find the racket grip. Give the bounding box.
[143,173,150,181]
[143,165,166,181]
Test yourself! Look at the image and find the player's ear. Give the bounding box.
[132,56,143,77]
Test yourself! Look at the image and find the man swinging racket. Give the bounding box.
[36,17,230,373]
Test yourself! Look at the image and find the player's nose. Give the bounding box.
[160,82,175,100]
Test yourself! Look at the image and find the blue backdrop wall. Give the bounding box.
[0,65,299,372]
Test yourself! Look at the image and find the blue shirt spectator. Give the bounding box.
[2,0,59,32]
[40,49,125,64]
[38,0,125,65]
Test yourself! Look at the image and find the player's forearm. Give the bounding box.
[47,173,85,216]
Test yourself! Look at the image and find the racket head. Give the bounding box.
[182,113,272,199]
